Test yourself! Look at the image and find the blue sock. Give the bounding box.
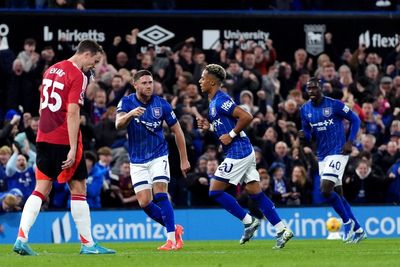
[249,192,281,225]
[154,193,175,232]
[143,201,165,226]
[341,196,361,231]
[324,191,350,223]
[209,190,247,220]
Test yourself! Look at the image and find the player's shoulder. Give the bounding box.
[300,100,312,111]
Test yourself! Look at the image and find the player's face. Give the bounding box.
[135,75,154,97]
[306,82,322,103]
[199,70,213,94]
[82,52,102,72]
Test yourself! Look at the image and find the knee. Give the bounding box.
[139,199,151,208]
[209,190,223,199]
[321,188,333,199]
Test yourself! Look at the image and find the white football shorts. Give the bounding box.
[130,155,170,193]
[318,154,349,186]
[213,151,260,185]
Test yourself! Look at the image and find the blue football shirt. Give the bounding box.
[300,96,360,160]
[209,90,253,159]
[117,94,177,164]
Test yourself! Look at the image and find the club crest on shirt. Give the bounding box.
[152,107,162,119]
[307,113,312,118]
[210,105,216,117]
[322,107,332,117]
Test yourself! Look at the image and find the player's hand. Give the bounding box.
[196,117,210,131]
[181,160,191,178]
[62,149,76,169]
[342,141,353,155]
[130,107,146,117]
[219,134,232,146]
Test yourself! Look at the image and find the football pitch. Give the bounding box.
[0,239,399,267]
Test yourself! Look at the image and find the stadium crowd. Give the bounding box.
[0,28,399,212]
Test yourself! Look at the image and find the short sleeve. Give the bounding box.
[117,96,131,113]
[162,100,178,127]
[215,96,237,116]
[68,71,87,106]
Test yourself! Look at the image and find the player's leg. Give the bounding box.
[320,155,354,242]
[13,178,52,256]
[334,186,367,243]
[68,151,115,254]
[131,162,165,226]
[210,156,259,244]
[68,179,116,254]
[149,156,182,250]
[243,157,293,248]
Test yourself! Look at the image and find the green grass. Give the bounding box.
[1,239,399,267]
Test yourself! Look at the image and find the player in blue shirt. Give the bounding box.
[197,64,293,249]
[299,77,366,243]
[116,70,190,251]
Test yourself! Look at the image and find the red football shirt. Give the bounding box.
[37,60,87,145]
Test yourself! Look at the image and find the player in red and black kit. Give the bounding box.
[13,40,116,255]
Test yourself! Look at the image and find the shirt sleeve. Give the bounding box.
[162,100,178,127]
[300,106,312,141]
[215,96,236,116]
[334,101,361,142]
[68,70,87,106]
[116,96,130,113]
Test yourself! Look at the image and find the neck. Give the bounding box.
[208,87,218,100]
[137,93,151,104]
[68,55,82,70]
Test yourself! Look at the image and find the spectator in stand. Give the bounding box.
[110,161,137,208]
[14,116,39,154]
[5,145,35,202]
[376,141,400,174]
[361,102,385,144]
[0,111,21,148]
[17,38,39,74]
[269,162,291,205]
[90,87,107,125]
[187,158,219,207]
[291,48,312,82]
[94,106,126,149]
[84,151,102,209]
[107,74,130,107]
[344,159,386,203]
[287,165,313,205]
[254,39,277,76]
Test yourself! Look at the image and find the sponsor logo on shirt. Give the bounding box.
[310,119,334,131]
[221,100,234,112]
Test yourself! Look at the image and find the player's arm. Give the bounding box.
[115,107,146,130]
[220,106,252,146]
[62,103,80,169]
[336,102,361,154]
[298,107,312,146]
[170,122,191,177]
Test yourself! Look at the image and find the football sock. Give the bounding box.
[242,214,253,224]
[324,191,350,223]
[209,190,246,220]
[71,195,95,247]
[143,201,165,226]
[154,193,175,234]
[17,191,44,242]
[341,196,361,231]
[249,192,281,225]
